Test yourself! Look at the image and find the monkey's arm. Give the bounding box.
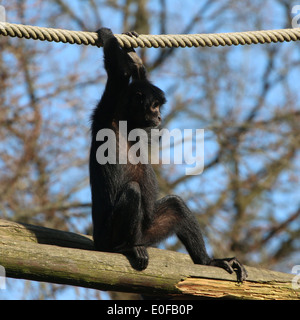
[95,27,135,120]
[122,31,147,80]
[97,28,132,82]
[97,28,146,81]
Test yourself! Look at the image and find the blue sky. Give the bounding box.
[1,0,300,299]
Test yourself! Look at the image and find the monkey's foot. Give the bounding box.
[209,257,248,282]
[114,243,149,271]
[130,245,149,271]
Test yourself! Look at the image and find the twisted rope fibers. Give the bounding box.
[1,22,300,48]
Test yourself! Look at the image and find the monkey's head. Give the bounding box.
[126,80,166,129]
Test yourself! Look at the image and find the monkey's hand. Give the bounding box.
[122,31,146,80]
[123,31,139,38]
[209,257,248,282]
[122,31,141,58]
[96,27,115,46]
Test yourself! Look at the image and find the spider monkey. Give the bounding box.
[89,28,248,282]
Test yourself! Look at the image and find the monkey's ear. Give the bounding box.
[135,91,144,104]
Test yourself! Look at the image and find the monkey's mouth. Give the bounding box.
[147,119,161,128]
[145,115,161,128]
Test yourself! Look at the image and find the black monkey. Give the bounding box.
[90,28,248,282]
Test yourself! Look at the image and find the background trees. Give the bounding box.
[0,0,299,299]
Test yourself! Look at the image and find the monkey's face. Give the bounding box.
[145,100,162,127]
[129,93,162,128]
[126,80,166,129]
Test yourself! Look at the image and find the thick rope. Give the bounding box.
[1,22,300,48]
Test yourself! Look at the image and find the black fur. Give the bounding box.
[89,28,248,281]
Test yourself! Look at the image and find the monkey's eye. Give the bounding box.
[151,101,160,110]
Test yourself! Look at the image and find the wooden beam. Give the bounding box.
[0,219,298,299]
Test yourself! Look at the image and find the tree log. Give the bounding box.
[0,219,299,299]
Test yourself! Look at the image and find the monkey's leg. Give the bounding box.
[144,195,211,264]
[144,195,248,282]
[111,181,149,270]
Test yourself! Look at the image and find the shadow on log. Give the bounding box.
[0,219,299,299]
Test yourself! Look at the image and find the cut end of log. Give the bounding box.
[177,277,300,300]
